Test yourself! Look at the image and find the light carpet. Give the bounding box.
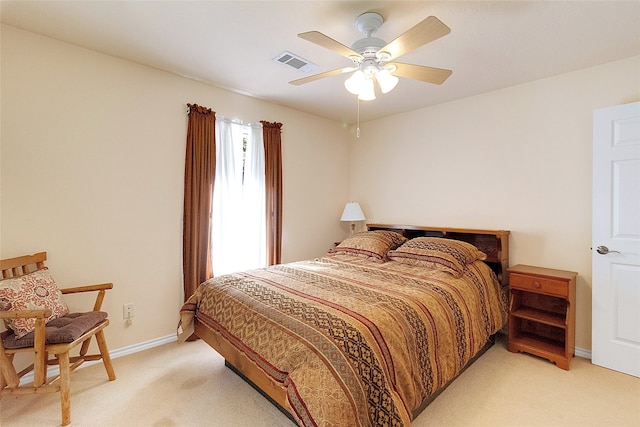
[1,334,638,426]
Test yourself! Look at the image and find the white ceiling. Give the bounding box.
[1,1,639,125]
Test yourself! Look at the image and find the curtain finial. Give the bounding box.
[187,103,215,116]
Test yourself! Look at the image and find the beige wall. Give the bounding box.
[348,55,640,351]
[0,25,350,351]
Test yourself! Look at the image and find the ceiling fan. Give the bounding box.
[290,12,453,100]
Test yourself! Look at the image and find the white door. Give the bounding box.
[592,101,640,377]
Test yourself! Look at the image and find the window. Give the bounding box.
[211,118,265,275]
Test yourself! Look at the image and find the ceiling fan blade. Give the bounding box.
[298,31,363,60]
[391,63,452,85]
[380,16,451,61]
[289,67,357,86]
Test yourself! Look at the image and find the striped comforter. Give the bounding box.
[179,254,507,426]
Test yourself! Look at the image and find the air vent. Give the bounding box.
[273,51,319,73]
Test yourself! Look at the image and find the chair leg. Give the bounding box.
[0,351,19,388]
[0,367,6,389]
[33,317,47,387]
[95,330,116,381]
[58,352,71,426]
[79,334,91,358]
[44,351,49,382]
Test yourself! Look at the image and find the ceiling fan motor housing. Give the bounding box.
[351,37,386,57]
[351,12,390,65]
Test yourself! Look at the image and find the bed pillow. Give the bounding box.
[388,237,487,277]
[0,267,70,338]
[328,230,407,262]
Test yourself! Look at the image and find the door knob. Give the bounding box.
[596,245,621,255]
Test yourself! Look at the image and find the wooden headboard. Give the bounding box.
[367,224,510,287]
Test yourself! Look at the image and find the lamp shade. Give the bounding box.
[340,202,366,222]
[345,70,365,95]
[357,78,376,101]
[376,69,399,94]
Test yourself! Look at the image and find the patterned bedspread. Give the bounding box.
[179,254,507,427]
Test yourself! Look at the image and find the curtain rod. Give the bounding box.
[186,104,262,128]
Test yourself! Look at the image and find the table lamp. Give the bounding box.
[340,202,366,235]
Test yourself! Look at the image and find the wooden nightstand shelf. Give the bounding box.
[507,264,578,370]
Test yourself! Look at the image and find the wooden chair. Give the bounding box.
[0,252,116,426]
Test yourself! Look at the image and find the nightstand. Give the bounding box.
[507,264,578,370]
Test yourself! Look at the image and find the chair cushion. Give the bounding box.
[2,311,108,350]
[0,267,70,338]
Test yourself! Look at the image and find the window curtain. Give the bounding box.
[261,121,283,265]
[211,118,266,275]
[243,122,267,267]
[182,104,216,302]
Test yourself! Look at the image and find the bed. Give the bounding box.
[178,224,510,426]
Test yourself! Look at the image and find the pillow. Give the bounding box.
[0,267,70,339]
[388,237,487,277]
[328,230,407,262]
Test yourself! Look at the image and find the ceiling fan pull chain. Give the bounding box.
[356,98,361,138]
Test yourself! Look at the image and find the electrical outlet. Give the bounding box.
[123,303,135,319]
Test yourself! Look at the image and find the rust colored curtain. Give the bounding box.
[261,121,283,265]
[183,104,216,301]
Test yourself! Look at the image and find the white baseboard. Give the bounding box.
[109,333,178,359]
[20,333,177,386]
[575,346,591,359]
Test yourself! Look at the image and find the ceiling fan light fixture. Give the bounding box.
[357,77,376,101]
[345,70,366,95]
[376,68,399,94]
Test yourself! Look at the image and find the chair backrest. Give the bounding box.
[1,252,47,279]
